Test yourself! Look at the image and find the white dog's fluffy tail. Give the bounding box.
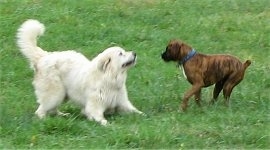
[17,19,48,67]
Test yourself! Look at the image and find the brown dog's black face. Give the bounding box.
[161,40,182,62]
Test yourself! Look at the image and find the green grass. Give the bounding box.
[1,0,269,149]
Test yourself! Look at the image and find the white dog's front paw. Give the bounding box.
[142,112,147,116]
[36,112,46,119]
[140,112,147,117]
[100,119,108,126]
[35,108,46,119]
[135,110,146,116]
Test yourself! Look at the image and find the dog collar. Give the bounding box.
[179,49,196,65]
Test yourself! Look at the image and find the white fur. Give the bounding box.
[17,19,143,125]
[179,65,187,79]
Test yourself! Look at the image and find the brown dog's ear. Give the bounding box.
[178,41,192,58]
[170,41,181,59]
[180,42,191,50]
[172,41,181,50]
[98,57,111,72]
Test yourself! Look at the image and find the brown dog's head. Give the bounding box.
[161,40,192,62]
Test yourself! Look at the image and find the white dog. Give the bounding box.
[16,19,144,125]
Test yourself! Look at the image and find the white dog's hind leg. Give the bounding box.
[47,108,70,117]
[34,75,66,119]
[35,94,66,119]
[56,110,70,117]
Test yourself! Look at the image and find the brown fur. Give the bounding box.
[161,40,251,111]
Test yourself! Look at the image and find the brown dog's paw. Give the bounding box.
[180,103,188,112]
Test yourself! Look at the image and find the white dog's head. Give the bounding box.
[97,47,137,73]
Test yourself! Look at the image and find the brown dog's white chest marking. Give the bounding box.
[179,65,187,79]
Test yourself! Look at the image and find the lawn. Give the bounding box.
[0,0,269,149]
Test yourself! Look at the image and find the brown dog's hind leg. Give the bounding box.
[222,83,234,107]
[181,84,203,111]
[222,72,244,106]
[210,80,225,104]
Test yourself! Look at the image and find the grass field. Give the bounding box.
[0,0,269,149]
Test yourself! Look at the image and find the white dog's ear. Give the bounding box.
[98,57,111,72]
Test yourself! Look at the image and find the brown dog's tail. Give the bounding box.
[243,60,251,70]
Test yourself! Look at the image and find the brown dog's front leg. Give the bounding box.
[181,85,202,111]
[194,89,202,107]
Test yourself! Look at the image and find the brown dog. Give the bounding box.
[161,39,251,111]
